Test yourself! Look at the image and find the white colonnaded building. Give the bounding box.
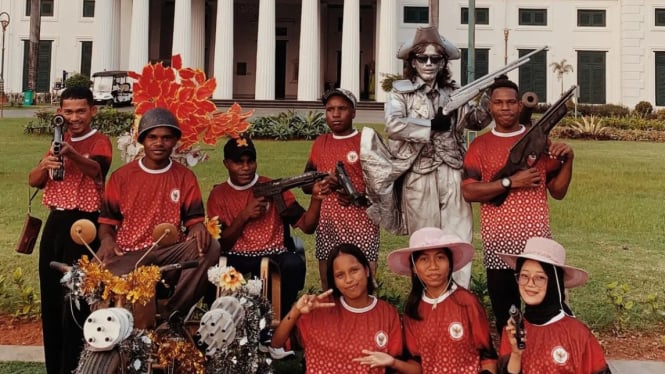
[0,0,664,108]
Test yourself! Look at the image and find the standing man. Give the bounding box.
[461,76,574,335]
[303,88,379,290]
[28,86,112,374]
[97,107,220,324]
[361,26,491,287]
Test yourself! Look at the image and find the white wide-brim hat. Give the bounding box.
[499,237,589,288]
[396,26,461,61]
[387,228,474,276]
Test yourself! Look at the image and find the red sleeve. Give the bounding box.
[462,137,484,185]
[403,317,420,358]
[498,327,512,357]
[206,186,223,220]
[89,134,113,178]
[582,331,610,374]
[99,171,123,226]
[387,305,403,357]
[466,293,498,366]
[181,169,205,227]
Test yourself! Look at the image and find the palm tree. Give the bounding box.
[28,0,41,99]
[550,59,574,96]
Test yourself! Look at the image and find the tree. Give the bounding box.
[28,0,41,98]
[550,59,574,96]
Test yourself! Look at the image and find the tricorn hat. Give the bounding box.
[397,26,461,61]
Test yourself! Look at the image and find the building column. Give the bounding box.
[191,0,205,70]
[297,0,321,100]
[172,0,192,67]
[375,0,399,103]
[340,0,360,98]
[255,0,275,100]
[213,0,234,99]
[128,0,150,73]
[91,0,114,73]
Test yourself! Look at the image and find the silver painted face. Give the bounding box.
[411,44,444,85]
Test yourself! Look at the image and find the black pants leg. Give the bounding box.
[486,268,521,338]
[39,210,99,374]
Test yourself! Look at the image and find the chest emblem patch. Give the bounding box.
[170,189,181,203]
[346,151,359,164]
[551,346,569,365]
[448,322,464,340]
[374,331,388,348]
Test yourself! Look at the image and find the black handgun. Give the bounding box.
[335,161,369,207]
[509,304,526,350]
[253,171,328,214]
[50,114,66,181]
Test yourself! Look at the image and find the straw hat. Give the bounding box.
[396,26,461,61]
[499,237,589,288]
[387,228,474,276]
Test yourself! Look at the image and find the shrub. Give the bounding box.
[656,108,665,121]
[380,73,404,93]
[575,103,630,118]
[248,110,329,140]
[65,73,92,88]
[633,101,654,118]
[92,108,135,136]
[565,115,610,139]
[23,108,134,137]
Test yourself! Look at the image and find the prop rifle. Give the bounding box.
[50,114,66,181]
[335,161,369,207]
[254,171,328,214]
[490,85,577,206]
[441,46,548,116]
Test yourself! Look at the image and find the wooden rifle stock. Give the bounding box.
[489,85,577,206]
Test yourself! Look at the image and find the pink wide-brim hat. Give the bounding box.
[498,237,589,288]
[387,227,474,276]
[396,26,461,60]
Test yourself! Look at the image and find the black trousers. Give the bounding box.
[486,268,521,337]
[39,209,99,374]
[223,251,306,319]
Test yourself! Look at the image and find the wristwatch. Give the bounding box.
[501,177,512,189]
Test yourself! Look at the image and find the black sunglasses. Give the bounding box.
[414,55,445,64]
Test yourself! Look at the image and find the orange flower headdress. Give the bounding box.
[128,55,253,152]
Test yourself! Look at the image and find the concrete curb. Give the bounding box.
[1,345,665,373]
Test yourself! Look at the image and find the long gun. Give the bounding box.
[335,161,369,207]
[254,171,328,214]
[519,92,539,126]
[509,304,526,350]
[442,46,548,116]
[489,85,577,206]
[50,114,66,181]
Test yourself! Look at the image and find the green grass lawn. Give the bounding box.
[1,118,664,335]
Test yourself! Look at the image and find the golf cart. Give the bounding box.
[91,71,133,107]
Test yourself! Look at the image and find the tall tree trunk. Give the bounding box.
[28,0,41,95]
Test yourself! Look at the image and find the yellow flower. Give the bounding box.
[220,268,246,292]
[205,216,221,240]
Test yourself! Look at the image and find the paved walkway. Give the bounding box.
[0,345,663,373]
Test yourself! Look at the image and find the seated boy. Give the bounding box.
[207,136,329,317]
[97,107,220,324]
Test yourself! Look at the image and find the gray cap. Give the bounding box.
[137,108,182,143]
[321,88,357,109]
